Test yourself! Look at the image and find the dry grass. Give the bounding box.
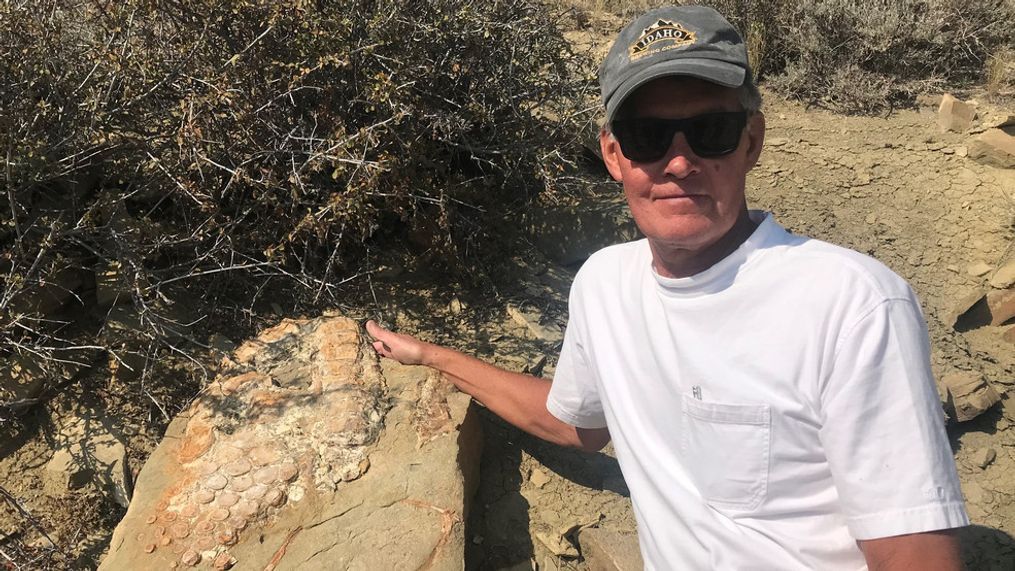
[745,20,766,77]
[986,47,1015,98]
[550,0,666,17]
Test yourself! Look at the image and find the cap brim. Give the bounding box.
[605,58,746,123]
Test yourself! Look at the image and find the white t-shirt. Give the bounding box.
[547,211,968,570]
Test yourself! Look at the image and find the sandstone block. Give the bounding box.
[578,528,643,571]
[974,448,997,470]
[985,289,1015,325]
[966,261,992,277]
[986,261,1015,290]
[537,531,579,558]
[968,128,1015,169]
[949,289,989,330]
[101,316,482,570]
[982,113,1015,130]
[938,94,977,132]
[941,371,1000,422]
[42,410,131,507]
[950,288,1015,329]
[1002,325,1015,343]
[507,305,562,342]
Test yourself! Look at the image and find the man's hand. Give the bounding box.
[362,319,610,452]
[365,320,430,366]
[859,530,964,571]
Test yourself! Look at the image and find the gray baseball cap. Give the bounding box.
[600,5,749,123]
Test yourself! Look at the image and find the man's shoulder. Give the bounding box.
[751,213,911,302]
[776,233,914,302]
[565,239,649,305]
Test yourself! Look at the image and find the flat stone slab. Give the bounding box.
[969,127,1015,169]
[578,528,643,571]
[101,316,481,570]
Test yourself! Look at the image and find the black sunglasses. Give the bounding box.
[610,111,748,163]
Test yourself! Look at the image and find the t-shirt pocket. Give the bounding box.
[680,394,771,513]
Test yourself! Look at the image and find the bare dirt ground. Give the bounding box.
[3,12,1015,571]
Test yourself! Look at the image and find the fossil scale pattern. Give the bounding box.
[131,317,386,568]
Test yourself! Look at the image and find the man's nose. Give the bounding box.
[662,133,701,178]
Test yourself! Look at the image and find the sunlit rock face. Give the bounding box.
[101,317,407,569]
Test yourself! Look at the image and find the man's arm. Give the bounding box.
[365,321,611,452]
[858,530,964,571]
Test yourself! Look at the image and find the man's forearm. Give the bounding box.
[859,530,965,571]
[365,320,607,451]
[421,344,582,448]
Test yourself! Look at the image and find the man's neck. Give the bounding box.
[650,209,759,279]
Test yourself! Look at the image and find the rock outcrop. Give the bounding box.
[101,316,481,570]
[942,370,1001,423]
[43,409,131,508]
[969,127,1015,169]
[938,94,977,133]
[577,528,643,571]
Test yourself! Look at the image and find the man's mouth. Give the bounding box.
[654,194,706,201]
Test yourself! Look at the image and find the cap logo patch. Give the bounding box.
[629,19,696,60]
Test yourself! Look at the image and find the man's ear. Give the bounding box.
[600,128,625,182]
[745,111,765,170]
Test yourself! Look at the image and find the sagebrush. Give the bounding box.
[560,0,1015,113]
[0,0,592,427]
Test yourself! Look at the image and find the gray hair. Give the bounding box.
[737,72,763,114]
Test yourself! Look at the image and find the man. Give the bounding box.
[367,5,969,569]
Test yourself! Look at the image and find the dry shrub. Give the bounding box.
[985,46,1015,97]
[557,0,1015,113]
[0,0,591,426]
[744,20,767,76]
[556,0,667,18]
[702,0,1015,113]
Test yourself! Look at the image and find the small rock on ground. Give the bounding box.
[578,528,643,571]
[974,448,997,470]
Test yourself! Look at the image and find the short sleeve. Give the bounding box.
[818,297,969,540]
[546,288,608,429]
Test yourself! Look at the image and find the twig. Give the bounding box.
[222,25,274,70]
[0,545,17,568]
[143,262,274,291]
[144,151,205,206]
[0,344,103,423]
[0,485,57,550]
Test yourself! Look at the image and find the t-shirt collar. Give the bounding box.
[651,210,776,296]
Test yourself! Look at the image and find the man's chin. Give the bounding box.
[643,214,713,235]
[645,230,721,252]
[651,195,713,215]
[639,215,741,250]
